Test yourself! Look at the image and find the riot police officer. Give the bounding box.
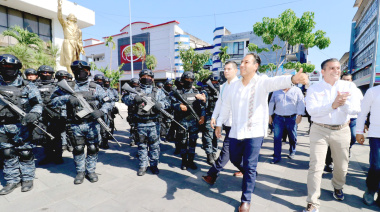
[171,71,206,170]
[122,69,168,176]
[24,68,38,82]
[35,65,64,165]
[50,60,112,184]
[104,77,119,143]
[0,54,43,195]
[93,74,112,149]
[201,72,221,165]
[126,78,140,146]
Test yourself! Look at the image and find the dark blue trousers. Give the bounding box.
[230,137,264,203]
[207,126,243,177]
[367,137,380,193]
[273,114,297,161]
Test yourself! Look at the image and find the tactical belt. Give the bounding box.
[136,118,159,123]
[313,122,349,130]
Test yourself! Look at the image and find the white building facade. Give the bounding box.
[84,20,210,82]
[0,0,95,71]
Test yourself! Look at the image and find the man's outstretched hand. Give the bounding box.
[292,68,309,85]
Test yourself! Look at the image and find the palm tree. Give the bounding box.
[134,42,146,70]
[218,46,230,65]
[2,25,43,49]
[105,36,116,69]
[145,55,157,70]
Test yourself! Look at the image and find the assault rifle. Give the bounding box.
[205,79,219,96]
[57,80,121,147]
[171,88,212,138]
[0,93,55,140]
[122,83,186,131]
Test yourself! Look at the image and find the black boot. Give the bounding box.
[137,167,147,176]
[38,156,53,165]
[181,154,187,170]
[174,147,181,155]
[207,153,215,165]
[187,154,197,170]
[74,172,85,184]
[150,166,159,174]
[21,180,33,192]
[86,172,98,183]
[100,140,109,149]
[0,182,20,195]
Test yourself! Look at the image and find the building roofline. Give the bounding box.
[120,22,152,32]
[141,20,180,30]
[83,42,105,48]
[103,32,128,39]
[83,38,100,42]
[353,0,370,22]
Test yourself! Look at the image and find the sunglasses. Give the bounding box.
[72,61,89,66]
[0,56,19,64]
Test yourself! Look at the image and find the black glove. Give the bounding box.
[153,102,162,111]
[22,112,39,125]
[90,110,104,120]
[69,96,80,107]
[134,95,144,103]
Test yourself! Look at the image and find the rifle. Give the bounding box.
[0,93,55,140]
[171,88,213,138]
[57,80,121,147]
[122,83,186,131]
[205,79,219,96]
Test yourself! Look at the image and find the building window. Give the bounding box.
[0,5,52,45]
[223,41,244,56]
[353,42,374,70]
[355,0,378,39]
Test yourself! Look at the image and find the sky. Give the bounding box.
[77,0,358,71]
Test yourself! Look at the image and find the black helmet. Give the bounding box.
[25,68,38,76]
[37,65,54,74]
[156,82,164,88]
[0,54,22,70]
[139,69,154,78]
[94,74,105,86]
[0,54,22,81]
[180,71,195,82]
[104,77,111,88]
[209,71,220,82]
[94,74,105,81]
[68,73,73,80]
[71,60,90,81]
[130,78,140,88]
[70,60,91,72]
[174,77,182,89]
[164,78,173,86]
[55,70,69,81]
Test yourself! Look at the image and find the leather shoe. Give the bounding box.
[202,175,216,185]
[74,172,85,184]
[270,159,280,164]
[86,172,98,183]
[21,180,33,192]
[0,183,20,195]
[238,202,250,212]
[137,167,147,176]
[233,171,243,177]
[187,161,197,170]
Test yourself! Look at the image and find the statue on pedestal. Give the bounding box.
[58,0,85,75]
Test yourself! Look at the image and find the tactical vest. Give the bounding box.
[135,87,158,118]
[204,87,218,115]
[67,81,98,122]
[37,81,56,105]
[180,92,201,120]
[0,83,31,123]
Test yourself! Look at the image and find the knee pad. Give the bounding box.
[19,150,34,162]
[138,134,147,144]
[2,148,16,159]
[87,144,99,155]
[73,145,85,155]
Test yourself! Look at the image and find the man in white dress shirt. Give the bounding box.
[304,58,361,212]
[202,61,241,185]
[356,85,380,207]
[215,53,309,212]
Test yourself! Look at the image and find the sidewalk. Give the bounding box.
[0,103,378,211]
